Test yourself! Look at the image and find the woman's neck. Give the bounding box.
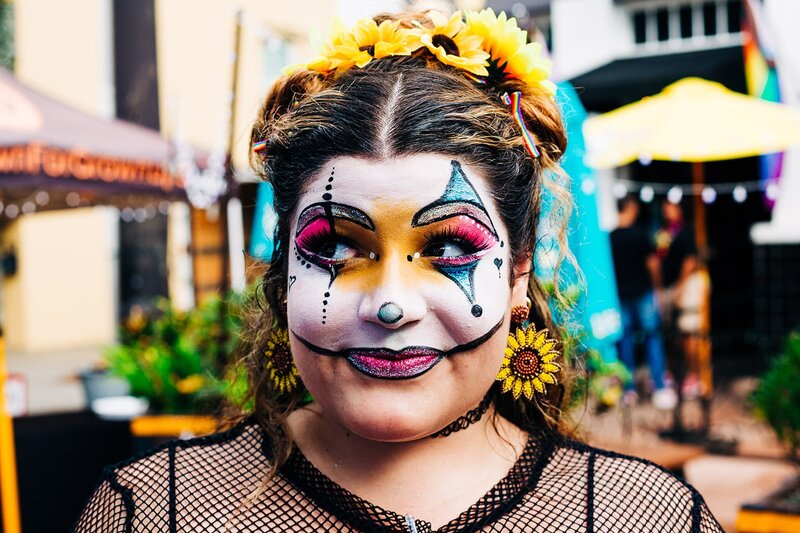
[286,404,528,528]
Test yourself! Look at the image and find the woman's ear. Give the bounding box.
[510,255,532,308]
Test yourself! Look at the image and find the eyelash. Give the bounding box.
[295,221,359,266]
[423,224,497,265]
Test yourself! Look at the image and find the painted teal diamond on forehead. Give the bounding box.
[412,160,498,237]
[440,160,482,205]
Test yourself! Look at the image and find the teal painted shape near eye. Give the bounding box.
[440,160,483,206]
[436,262,478,303]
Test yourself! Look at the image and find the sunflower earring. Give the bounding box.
[264,329,300,395]
[496,304,562,400]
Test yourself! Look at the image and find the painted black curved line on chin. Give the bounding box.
[290,315,505,358]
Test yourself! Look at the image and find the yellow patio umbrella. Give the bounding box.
[583,77,800,417]
[584,77,800,169]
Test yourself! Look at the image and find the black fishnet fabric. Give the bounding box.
[73,418,723,532]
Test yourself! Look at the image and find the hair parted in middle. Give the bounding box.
[240,9,576,469]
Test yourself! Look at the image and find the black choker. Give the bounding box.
[431,394,493,438]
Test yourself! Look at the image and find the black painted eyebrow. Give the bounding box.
[295,202,375,235]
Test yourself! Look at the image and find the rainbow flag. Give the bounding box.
[743,0,782,207]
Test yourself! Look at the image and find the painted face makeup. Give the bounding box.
[293,317,505,379]
[288,156,510,383]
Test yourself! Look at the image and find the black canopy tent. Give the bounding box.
[0,67,186,211]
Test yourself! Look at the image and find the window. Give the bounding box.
[628,0,742,48]
[633,10,647,44]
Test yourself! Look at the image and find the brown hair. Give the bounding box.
[239,11,574,473]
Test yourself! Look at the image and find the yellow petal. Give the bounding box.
[512,379,523,399]
[533,329,548,349]
[502,376,515,393]
[505,346,515,358]
[496,367,511,380]
[542,352,560,363]
[539,341,557,355]
[507,334,519,351]
[516,328,527,346]
[532,377,545,393]
[526,326,537,345]
[427,10,450,28]
[540,372,556,385]
[541,363,561,373]
[523,381,534,400]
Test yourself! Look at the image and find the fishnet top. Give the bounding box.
[74,418,723,532]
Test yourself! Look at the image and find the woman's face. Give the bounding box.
[287,154,527,441]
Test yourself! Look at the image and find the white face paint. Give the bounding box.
[287,154,525,441]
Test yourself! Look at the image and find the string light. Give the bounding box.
[21,201,36,214]
[66,192,81,207]
[667,186,683,204]
[34,191,50,206]
[121,207,135,222]
[5,204,19,218]
[640,185,655,203]
[733,185,748,203]
[701,186,717,204]
[765,181,780,201]
[610,178,780,205]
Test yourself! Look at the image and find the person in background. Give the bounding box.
[655,200,702,397]
[611,195,677,410]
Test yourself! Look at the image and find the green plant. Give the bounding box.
[751,330,800,465]
[105,293,249,414]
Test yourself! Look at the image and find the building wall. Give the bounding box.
[154,0,336,170]
[1,208,117,352]
[11,0,118,352]
[14,0,114,118]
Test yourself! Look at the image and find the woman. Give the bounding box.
[75,9,722,532]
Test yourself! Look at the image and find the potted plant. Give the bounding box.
[103,293,249,440]
[737,330,800,532]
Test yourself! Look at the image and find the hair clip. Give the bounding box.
[252,140,268,153]
[502,91,540,159]
[462,72,487,85]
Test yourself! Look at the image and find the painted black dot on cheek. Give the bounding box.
[500,241,505,248]
[322,193,332,201]
[324,292,330,298]
[323,300,328,305]
[325,184,332,191]
[305,264,311,269]
[471,304,483,317]
[407,255,413,262]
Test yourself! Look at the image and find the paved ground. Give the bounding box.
[6,346,797,531]
[579,380,797,532]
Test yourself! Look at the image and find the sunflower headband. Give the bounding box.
[259,9,554,158]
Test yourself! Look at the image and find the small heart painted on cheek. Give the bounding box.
[288,276,297,290]
[493,258,503,278]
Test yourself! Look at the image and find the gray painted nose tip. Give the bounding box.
[377,302,404,324]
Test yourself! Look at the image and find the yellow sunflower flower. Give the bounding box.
[496,324,561,400]
[466,8,555,95]
[412,10,489,76]
[264,329,299,395]
[318,18,421,74]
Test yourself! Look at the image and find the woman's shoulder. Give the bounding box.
[109,416,269,482]
[530,435,723,532]
[73,418,271,532]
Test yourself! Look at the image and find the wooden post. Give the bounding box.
[692,162,714,409]
[0,335,22,533]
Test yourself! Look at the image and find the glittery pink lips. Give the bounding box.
[347,348,444,379]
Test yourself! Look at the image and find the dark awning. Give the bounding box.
[569,45,746,113]
[0,67,187,207]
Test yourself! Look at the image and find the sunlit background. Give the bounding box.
[1,1,799,531]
